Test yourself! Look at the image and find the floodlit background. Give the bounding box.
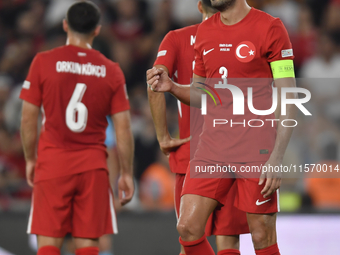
[0,0,339,254]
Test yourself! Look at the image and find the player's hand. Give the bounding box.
[259,158,282,198]
[159,135,191,156]
[26,159,36,188]
[118,173,134,206]
[146,67,173,93]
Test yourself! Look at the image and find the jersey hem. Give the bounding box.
[34,168,108,184]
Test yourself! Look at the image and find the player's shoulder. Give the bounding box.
[108,60,122,73]
[173,23,199,36]
[36,45,72,58]
[84,48,121,72]
[31,46,60,62]
[164,24,199,43]
[252,8,285,29]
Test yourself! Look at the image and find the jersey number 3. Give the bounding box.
[66,83,88,132]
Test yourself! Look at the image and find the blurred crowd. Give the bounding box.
[0,0,340,213]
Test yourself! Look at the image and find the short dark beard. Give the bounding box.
[211,0,236,12]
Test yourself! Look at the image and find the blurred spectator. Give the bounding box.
[263,0,300,33]
[4,85,21,132]
[110,0,152,41]
[323,0,340,30]
[0,39,34,83]
[301,31,340,78]
[300,31,340,123]
[139,151,175,211]
[305,143,340,210]
[131,87,160,181]
[290,6,317,72]
[0,76,10,109]
[109,0,155,89]
[306,0,331,28]
[0,0,28,31]
[44,0,76,29]
[172,0,201,26]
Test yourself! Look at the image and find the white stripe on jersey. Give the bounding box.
[177,100,182,118]
[109,189,118,234]
[27,195,34,234]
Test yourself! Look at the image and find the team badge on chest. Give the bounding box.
[235,41,256,63]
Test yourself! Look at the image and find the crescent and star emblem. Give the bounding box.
[235,41,256,63]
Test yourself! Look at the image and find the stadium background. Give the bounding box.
[0,0,339,254]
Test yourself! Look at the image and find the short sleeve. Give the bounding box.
[193,27,206,77]
[111,65,130,115]
[153,31,178,77]
[19,54,43,106]
[266,19,294,63]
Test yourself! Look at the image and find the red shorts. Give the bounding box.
[182,160,279,214]
[175,173,249,236]
[27,169,117,238]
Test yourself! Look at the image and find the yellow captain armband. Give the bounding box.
[270,60,295,80]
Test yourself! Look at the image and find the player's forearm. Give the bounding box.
[115,125,134,176]
[271,79,297,161]
[170,82,201,108]
[21,118,38,161]
[147,87,170,142]
[20,102,40,162]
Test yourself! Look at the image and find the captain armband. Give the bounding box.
[270,60,295,80]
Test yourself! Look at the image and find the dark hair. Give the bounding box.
[66,1,101,34]
[201,0,214,9]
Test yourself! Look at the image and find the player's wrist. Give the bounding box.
[169,80,178,95]
[120,169,133,176]
[25,157,36,163]
[269,152,283,164]
[157,132,171,144]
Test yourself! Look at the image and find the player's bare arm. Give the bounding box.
[259,77,297,198]
[147,64,191,155]
[20,101,40,187]
[146,67,203,107]
[112,110,135,205]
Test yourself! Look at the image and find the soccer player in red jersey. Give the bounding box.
[20,2,134,255]
[148,1,248,255]
[147,0,297,255]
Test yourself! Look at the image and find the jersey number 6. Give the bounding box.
[66,83,88,132]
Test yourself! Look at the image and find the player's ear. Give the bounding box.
[198,1,204,14]
[63,19,68,33]
[93,25,101,37]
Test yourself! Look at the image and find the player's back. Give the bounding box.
[39,45,125,148]
[20,45,129,181]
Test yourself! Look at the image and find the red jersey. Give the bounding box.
[154,24,202,174]
[20,45,130,182]
[193,8,294,163]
